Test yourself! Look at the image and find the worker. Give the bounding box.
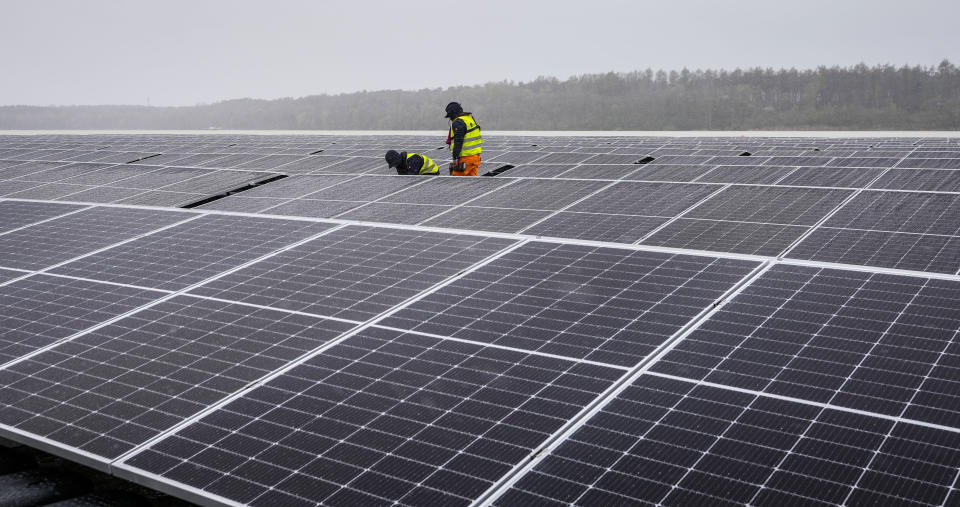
[444,102,482,176]
[384,150,439,175]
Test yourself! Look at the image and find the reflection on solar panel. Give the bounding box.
[50,215,335,290]
[652,264,960,424]
[0,200,85,234]
[190,225,516,321]
[0,207,191,270]
[0,274,165,364]
[1,132,960,507]
[0,296,355,460]
[497,374,960,506]
[381,242,758,366]
[124,326,624,506]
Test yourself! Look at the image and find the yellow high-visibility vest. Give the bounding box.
[449,114,482,157]
[408,152,438,175]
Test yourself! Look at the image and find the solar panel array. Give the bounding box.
[1,132,959,507]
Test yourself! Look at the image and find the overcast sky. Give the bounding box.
[2,0,957,107]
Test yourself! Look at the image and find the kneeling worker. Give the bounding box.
[385,150,439,175]
[444,102,482,176]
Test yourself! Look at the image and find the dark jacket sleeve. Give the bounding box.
[451,119,467,159]
[406,154,424,174]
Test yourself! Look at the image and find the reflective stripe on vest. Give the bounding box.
[449,114,482,157]
[407,152,438,175]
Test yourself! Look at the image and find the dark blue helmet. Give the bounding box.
[385,150,402,168]
[444,102,463,119]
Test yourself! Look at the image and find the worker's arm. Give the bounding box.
[450,119,467,159]
[407,154,424,175]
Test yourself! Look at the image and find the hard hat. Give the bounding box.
[385,150,402,168]
[444,102,463,119]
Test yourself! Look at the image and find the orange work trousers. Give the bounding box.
[451,154,480,176]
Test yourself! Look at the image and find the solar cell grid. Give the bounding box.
[625,164,709,182]
[684,185,854,225]
[465,179,608,211]
[774,166,886,188]
[0,200,86,234]
[822,191,960,235]
[652,264,960,426]
[642,219,809,256]
[298,175,423,202]
[0,161,69,179]
[786,227,960,274]
[0,207,191,271]
[381,242,759,367]
[262,199,364,219]
[380,177,509,206]
[336,202,453,225]
[496,374,960,507]
[420,206,554,233]
[0,295,356,460]
[3,182,96,200]
[110,167,210,189]
[50,214,334,291]
[197,196,294,213]
[124,326,624,506]
[485,152,548,164]
[522,213,668,243]
[695,165,797,185]
[54,186,150,204]
[568,181,719,217]
[897,158,960,170]
[870,168,960,192]
[190,225,516,321]
[0,274,165,364]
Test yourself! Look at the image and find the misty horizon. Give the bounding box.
[3,0,958,108]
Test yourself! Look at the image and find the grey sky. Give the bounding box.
[2,0,957,107]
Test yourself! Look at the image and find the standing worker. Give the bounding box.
[384,150,439,175]
[444,102,482,176]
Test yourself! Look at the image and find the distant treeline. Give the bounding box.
[3,61,959,130]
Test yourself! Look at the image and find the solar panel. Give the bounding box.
[221,175,357,199]
[522,212,667,243]
[380,242,758,366]
[0,207,191,271]
[0,295,355,460]
[652,264,960,425]
[420,206,555,233]
[262,199,364,219]
[495,374,960,506]
[774,166,885,188]
[380,178,510,206]
[488,151,548,164]
[897,158,960,169]
[8,162,111,183]
[466,179,608,211]
[787,227,960,274]
[335,202,453,225]
[0,274,164,364]
[2,161,72,179]
[298,175,423,202]
[54,164,148,186]
[826,157,900,168]
[530,152,596,164]
[110,167,210,189]
[49,215,334,290]
[555,164,641,180]
[0,268,22,283]
[869,168,960,192]
[626,164,709,182]
[696,165,796,185]
[3,182,95,200]
[682,186,853,226]
[189,225,516,321]
[568,182,719,217]
[122,326,624,506]
[54,186,150,204]
[642,219,809,256]
[197,196,291,213]
[0,200,85,234]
